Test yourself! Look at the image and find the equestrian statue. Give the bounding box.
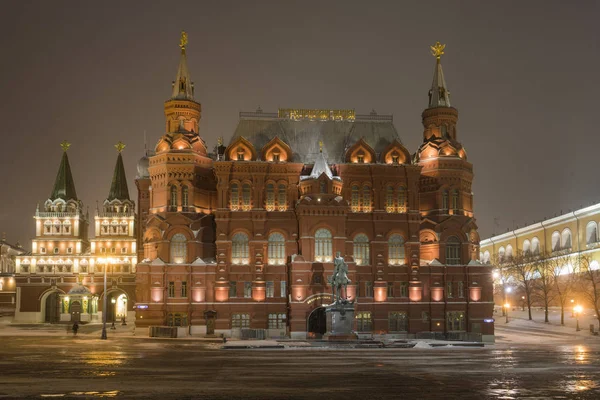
[329,251,351,304]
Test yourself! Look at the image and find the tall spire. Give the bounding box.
[428,41,451,108]
[49,141,78,201]
[171,31,194,100]
[107,142,130,201]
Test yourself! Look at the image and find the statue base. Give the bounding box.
[323,301,357,341]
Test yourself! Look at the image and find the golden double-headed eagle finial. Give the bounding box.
[115,141,126,153]
[430,41,446,60]
[179,31,188,51]
[60,140,71,152]
[217,137,223,146]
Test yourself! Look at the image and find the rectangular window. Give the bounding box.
[40,247,46,254]
[232,313,250,328]
[268,313,286,329]
[457,281,464,298]
[266,281,274,298]
[111,247,116,254]
[53,248,59,254]
[446,311,466,331]
[280,281,286,298]
[167,312,188,327]
[422,311,430,323]
[244,282,252,298]
[387,282,394,298]
[181,281,187,298]
[388,312,408,332]
[100,247,106,254]
[67,247,72,254]
[168,282,175,298]
[399,282,408,297]
[446,282,453,298]
[121,247,127,254]
[229,281,237,298]
[365,282,373,297]
[356,311,372,332]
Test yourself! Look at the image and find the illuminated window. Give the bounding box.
[446,282,453,298]
[181,281,187,297]
[182,186,189,208]
[391,153,399,164]
[532,237,540,255]
[268,233,285,265]
[353,234,370,266]
[168,282,175,298]
[167,312,188,327]
[170,233,187,264]
[398,186,406,212]
[242,184,251,210]
[388,312,407,332]
[277,184,287,211]
[523,240,531,256]
[587,222,598,245]
[314,228,332,262]
[357,153,364,163]
[268,313,286,329]
[44,221,52,234]
[266,281,274,298]
[351,185,359,212]
[551,231,560,252]
[446,311,465,331]
[111,247,116,254]
[362,185,371,212]
[280,281,286,298]
[386,186,394,212]
[237,148,245,161]
[231,233,249,264]
[170,186,177,210]
[231,313,250,328]
[53,221,60,234]
[62,220,71,234]
[445,236,461,265]
[272,152,280,162]
[230,183,239,210]
[561,229,572,249]
[265,183,275,211]
[243,282,252,298]
[388,234,405,265]
[356,311,372,332]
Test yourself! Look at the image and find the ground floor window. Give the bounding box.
[446,311,466,331]
[388,311,408,332]
[167,312,188,327]
[268,313,286,329]
[232,313,250,328]
[356,311,372,332]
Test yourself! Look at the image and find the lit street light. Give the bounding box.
[574,305,583,332]
[571,299,575,317]
[521,296,526,311]
[504,303,510,323]
[111,298,117,330]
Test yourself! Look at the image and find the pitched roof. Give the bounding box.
[428,58,451,108]
[171,47,194,101]
[49,152,78,201]
[107,153,130,201]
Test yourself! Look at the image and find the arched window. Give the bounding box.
[353,234,370,266]
[231,232,249,264]
[268,233,285,265]
[62,220,71,234]
[320,180,327,194]
[53,220,61,234]
[277,184,287,211]
[242,183,251,210]
[442,190,449,212]
[483,251,490,264]
[230,183,239,210]
[498,247,505,263]
[351,185,359,212]
[523,240,531,256]
[170,186,178,209]
[170,233,187,264]
[398,187,407,212]
[182,186,189,208]
[551,231,560,252]
[587,222,598,245]
[101,220,109,234]
[532,237,540,256]
[362,185,371,212]
[120,221,128,234]
[314,228,332,262]
[561,229,572,250]
[386,186,394,212]
[505,245,513,261]
[446,236,461,265]
[44,220,52,234]
[451,190,459,213]
[388,234,405,265]
[265,183,275,211]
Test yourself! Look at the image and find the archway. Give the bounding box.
[307,307,327,338]
[101,289,129,325]
[44,292,60,324]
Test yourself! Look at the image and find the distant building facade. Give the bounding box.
[0,236,26,316]
[134,36,494,341]
[14,143,137,323]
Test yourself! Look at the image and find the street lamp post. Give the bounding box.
[111,298,116,330]
[574,305,582,332]
[121,297,127,326]
[571,299,575,317]
[101,260,108,340]
[504,303,510,323]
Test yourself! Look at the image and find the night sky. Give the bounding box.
[1,1,598,247]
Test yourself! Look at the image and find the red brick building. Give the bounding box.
[135,37,494,341]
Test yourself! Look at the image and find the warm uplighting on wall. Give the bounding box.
[374,286,387,302]
[431,286,444,301]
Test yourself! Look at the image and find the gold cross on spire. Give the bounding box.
[179,31,188,52]
[115,141,126,153]
[430,41,446,60]
[60,140,71,152]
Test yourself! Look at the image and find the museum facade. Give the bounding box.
[134,36,494,341]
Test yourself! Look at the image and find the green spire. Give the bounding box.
[49,141,78,201]
[107,142,130,201]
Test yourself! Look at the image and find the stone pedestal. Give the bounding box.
[324,301,357,341]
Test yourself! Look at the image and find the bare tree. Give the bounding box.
[548,250,577,326]
[505,250,536,320]
[532,252,555,323]
[577,254,600,329]
[491,253,512,317]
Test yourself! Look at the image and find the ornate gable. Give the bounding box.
[345,137,376,164]
[260,136,293,162]
[226,136,257,161]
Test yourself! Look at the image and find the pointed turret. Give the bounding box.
[171,31,194,101]
[49,141,78,201]
[427,42,451,108]
[107,142,130,201]
[308,142,334,180]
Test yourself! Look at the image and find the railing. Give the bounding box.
[97,211,135,218]
[36,211,83,218]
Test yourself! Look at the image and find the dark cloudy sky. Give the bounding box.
[0,1,598,247]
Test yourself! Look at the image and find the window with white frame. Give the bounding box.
[356,311,372,332]
[587,222,598,245]
[266,281,274,298]
[353,234,370,266]
[280,281,286,298]
[243,282,252,298]
[231,232,249,264]
[268,313,286,329]
[314,228,332,262]
[268,233,285,265]
[170,233,187,264]
[231,313,250,328]
[388,234,405,265]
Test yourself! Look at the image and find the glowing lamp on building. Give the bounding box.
[409,286,422,302]
[151,288,163,302]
